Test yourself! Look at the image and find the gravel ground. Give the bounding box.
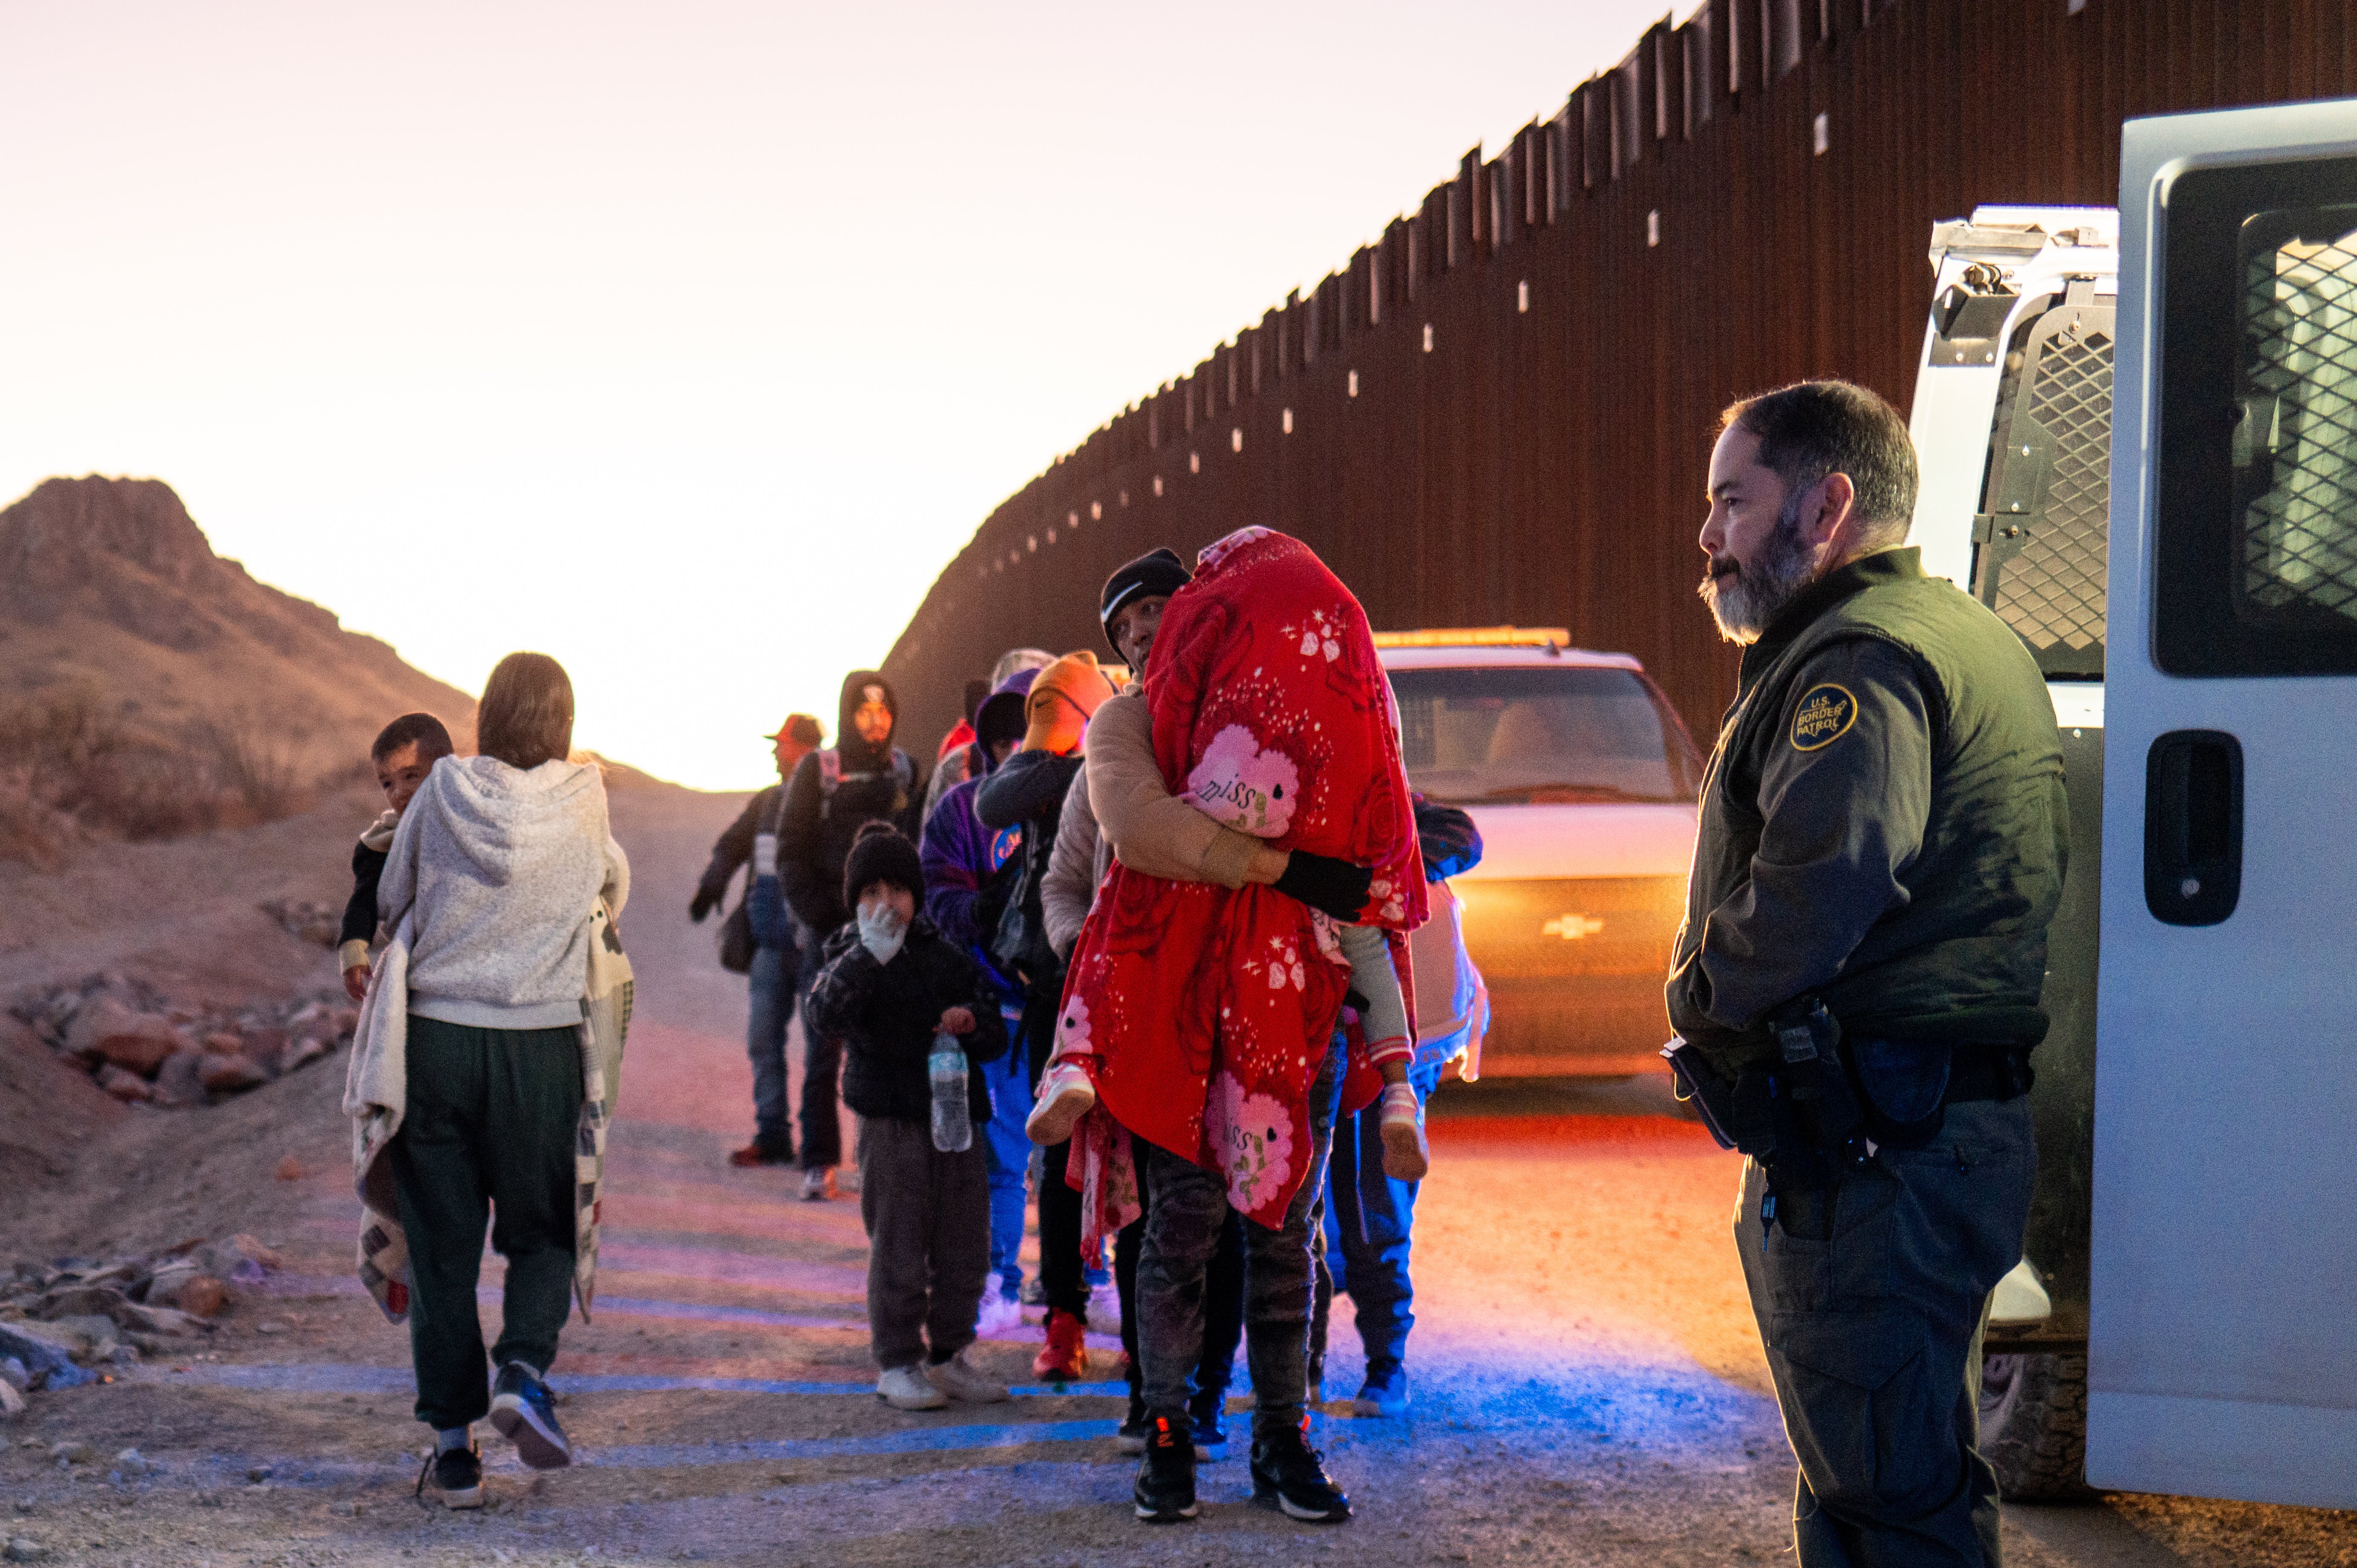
[4,785,2354,1566]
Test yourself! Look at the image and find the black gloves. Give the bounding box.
[688,887,719,924]
[1273,850,1374,923]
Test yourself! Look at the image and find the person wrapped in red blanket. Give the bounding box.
[1040,527,1428,1525]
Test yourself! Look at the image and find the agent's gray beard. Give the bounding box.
[1700,491,1823,644]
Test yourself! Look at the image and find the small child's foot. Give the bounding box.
[1378,1083,1428,1181]
[1025,1065,1095,1146]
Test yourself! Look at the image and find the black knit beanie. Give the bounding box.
[1100,548,1193,656]
[843,822,924,906]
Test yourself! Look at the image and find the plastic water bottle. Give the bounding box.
[929,1031,971,1152]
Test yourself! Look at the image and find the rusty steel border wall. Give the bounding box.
[882,0,2357,753]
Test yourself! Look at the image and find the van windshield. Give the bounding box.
[1386,665,1700,805]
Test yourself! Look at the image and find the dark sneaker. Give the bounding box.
[489,1363,573,1470]
[1352,1364,1409,1418]
[1189,1390,1230,1461]
[1132,1412,1198,1523]
[727,1140,793,1168]
[415,1442,482,1510]
[1116,1388,1150,1455]
[1251,1419,1351,1523]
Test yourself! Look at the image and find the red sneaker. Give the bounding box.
[1031,1309,1089,1382]
[727,1142,792,1168]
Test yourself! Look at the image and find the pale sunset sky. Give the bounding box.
[2,1,1678,790]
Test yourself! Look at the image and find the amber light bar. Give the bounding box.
[1371,626,1571,650]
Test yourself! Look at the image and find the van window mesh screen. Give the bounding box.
[1972,291,2114,676]
[2238,216,2357,628]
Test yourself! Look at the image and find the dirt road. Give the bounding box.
[3,786,2353,1565]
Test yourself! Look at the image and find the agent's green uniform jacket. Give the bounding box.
[1666,547,2069,1078]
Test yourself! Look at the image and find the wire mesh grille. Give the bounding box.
[2240,229,2357,627]
[1995,325,2113,663]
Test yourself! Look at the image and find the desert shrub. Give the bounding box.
[189,711,307,823]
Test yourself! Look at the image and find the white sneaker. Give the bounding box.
[924,1350,1010,1404]
[876,1364,948,1411]
[1024,1066,1095,1145]
[1087,1278,1123,1336]
[976,1291,1024,1335]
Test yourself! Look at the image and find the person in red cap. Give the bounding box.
[692,712,826,1167]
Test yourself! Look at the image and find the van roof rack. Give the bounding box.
[1371,626,1571,650]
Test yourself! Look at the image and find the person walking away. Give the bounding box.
[1049,529,1428,1527]
[779,671,928,1200]
[922,648,1054,826]
[920,669,1040,1317]
[806,823,1013,1410]
[973,650,1119,1381]
[1669,381,2066,1567]
[351,652,631,1506]
[339,713,456,1003]
[690,713,825,1167]
[1309,793,1487,1417]
[1040,547,1248,1460]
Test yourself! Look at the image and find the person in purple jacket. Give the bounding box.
[919,668,1039,1312]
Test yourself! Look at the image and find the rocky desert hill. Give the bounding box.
[0,475,477,860]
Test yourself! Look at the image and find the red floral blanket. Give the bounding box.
[1057,528,1426,1241]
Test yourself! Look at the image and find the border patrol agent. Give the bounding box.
[1666,381,2067,1566]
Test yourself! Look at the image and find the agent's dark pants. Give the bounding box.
[1116,1163,1246,1411]
[389,1016,582,1431]
[1311,1060,1440,1379]
[795,934,845,1171]
[1735,1096,2036,1568]
[1136,1038,1340,1440]
[745,942,798,1154]
[857,1116,991,1370]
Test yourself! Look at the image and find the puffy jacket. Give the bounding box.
[805,918,1010,1125]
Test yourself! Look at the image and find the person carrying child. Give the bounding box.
[806,822,1016,1411]
[1031,528,1430,1526]
[339,713,456,1002]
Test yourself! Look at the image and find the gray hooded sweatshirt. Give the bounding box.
[378,755,630,1030]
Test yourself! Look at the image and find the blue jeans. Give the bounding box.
[978,1007,1033,1296]
[746,943,798,1154]
[1312,1062,1439,1377]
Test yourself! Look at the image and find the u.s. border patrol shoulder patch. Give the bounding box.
[1790,683,1857,751]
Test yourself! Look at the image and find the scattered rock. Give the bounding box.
[150,1050,205,1106]
[196,1052,268,1094]
[3,1536,51,1563]
[259,898,341,947]
[42,1317,118,1361]
[31,1285,128,1322]
[46,1443,87,1467]
[93,1064,152,1103]
[63,1000,179,1075]
[111,1450,146,1479]
[273,1154,306,1181]
[244,1465,271,1483]
[254,1320,288,1335]
[0,1326,91,1391]
[0,1359,26,1393]
[197,1235,280,1278]
[174,1277,228,1319]
[0,1382,23,1420]
[277,1036,328,1075]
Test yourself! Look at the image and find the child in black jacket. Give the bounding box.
[806,823,1014,1412]
[337,713,455,1001]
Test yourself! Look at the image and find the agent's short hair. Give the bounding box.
[370,711,455,765]
[1722,380,1919,548]
[475,653,575,771]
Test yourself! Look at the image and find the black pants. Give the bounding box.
[389,1016,582,1431]
[856,1117,991,1370]
[1038,1137,1090,1319]
[1735,1097,2035,1568]
[794,933,844,1171]
[1136,1038,1340,1440]
[1117,1163,1246,1408]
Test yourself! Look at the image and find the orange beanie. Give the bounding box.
[1023,651,1119,755]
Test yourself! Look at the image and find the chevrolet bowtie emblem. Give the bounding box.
[1542,914,1606,940]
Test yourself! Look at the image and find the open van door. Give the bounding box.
[2091,99,2357,1506]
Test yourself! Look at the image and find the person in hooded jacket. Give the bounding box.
[973,649,1120,1381]
[777,670,929,1200]
[377,652,628,1504]
[920,668,1040,1311]
[922,648,1054,828]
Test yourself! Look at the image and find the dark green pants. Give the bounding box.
[390,1015,582,1430]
